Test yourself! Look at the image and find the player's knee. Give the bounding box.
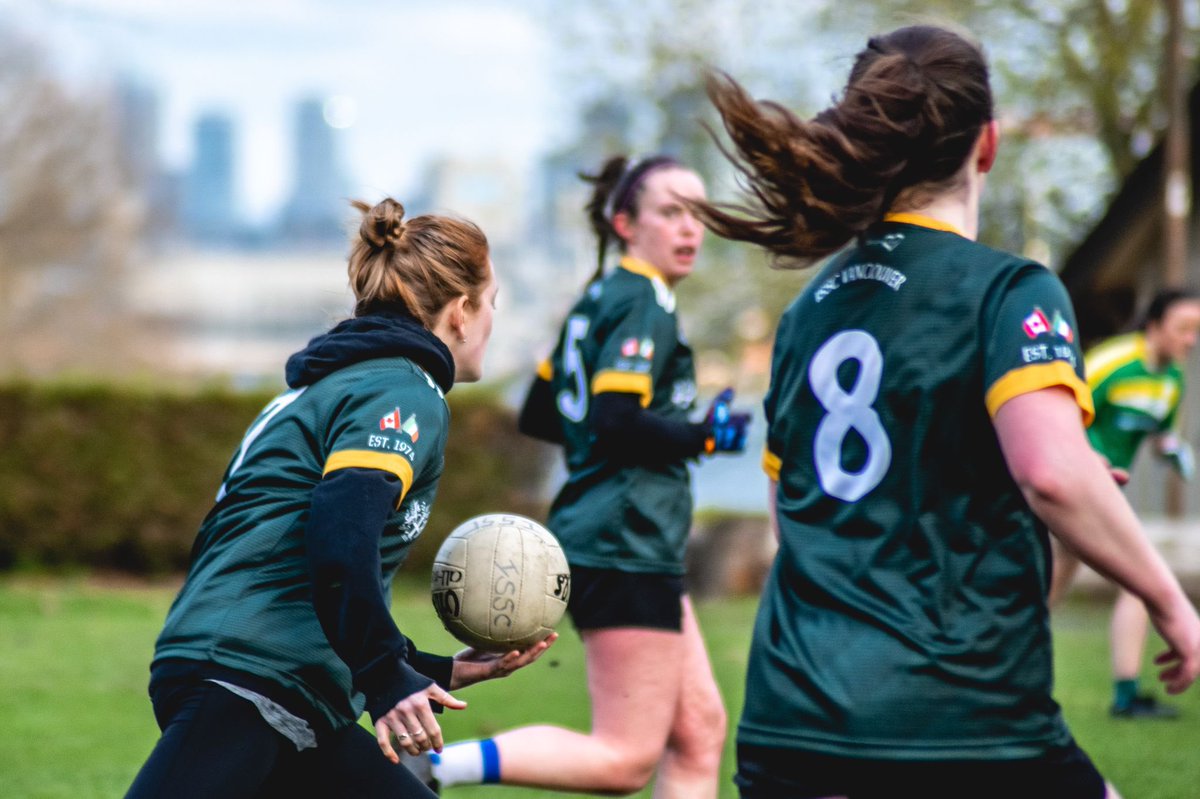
[676,691,728,760]
[593,747,659,795]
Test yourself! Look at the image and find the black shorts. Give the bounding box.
[735,740,1106,799]
[566,565,684,631]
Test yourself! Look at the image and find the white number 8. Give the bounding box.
[809,330,891,502]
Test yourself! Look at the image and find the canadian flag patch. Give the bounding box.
[1022,308,1050,339]
[380,408,402,430]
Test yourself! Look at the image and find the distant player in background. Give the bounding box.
[692,25,1200,799]
[428,155,750,797]
[1050,288,1200,719]
[126,198,552,799]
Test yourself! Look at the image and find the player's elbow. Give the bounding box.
[1010,458,1076,510]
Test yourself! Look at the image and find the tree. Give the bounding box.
[819,0,1198,261]
[542,0,826,360]
[0,27,158,376]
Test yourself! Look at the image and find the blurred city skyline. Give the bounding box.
[14,0,564,224]
[4,0,1191,392]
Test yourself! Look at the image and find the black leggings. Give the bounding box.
[125,679,435,799]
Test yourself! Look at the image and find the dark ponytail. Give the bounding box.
[694,25,993,267]
[580,156,630,284]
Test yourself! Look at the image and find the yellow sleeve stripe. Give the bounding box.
[324,449,415,504]
[537,358,553,381]
[986,362,1095,427]
[592,370,652,407]
[763,449,782,481]
[1085,334,1143,389]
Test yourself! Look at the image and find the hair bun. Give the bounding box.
[357,198,407,250]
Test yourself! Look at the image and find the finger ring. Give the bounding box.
[411,728,425,736]
[396,732,410,740]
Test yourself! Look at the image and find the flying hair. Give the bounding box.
[692,25,993,268]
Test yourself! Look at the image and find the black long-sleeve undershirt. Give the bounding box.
[518,376,709,465]
[304,467,453,723]
[517,375,564,444]
[591,392,709,464]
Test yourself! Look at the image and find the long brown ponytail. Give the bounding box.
[694,25,993,267]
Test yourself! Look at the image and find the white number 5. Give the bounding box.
[808,330,891,502]
[557,315,590,423]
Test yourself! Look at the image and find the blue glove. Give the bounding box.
[704,388,751,454]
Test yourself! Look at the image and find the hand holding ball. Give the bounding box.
[431,514,570,652]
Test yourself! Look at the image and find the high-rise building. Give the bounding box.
[536,96,634,266]
[280,98,348,243]
[114,78,159,190]
[181,112,237,242]
[113,77,177,243]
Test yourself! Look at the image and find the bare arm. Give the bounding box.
[993,387,1200,693]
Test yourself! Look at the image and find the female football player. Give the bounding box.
[429,156,750,797]
[1050,288,1200,719]
[126,198,553,799]
[693,25,1200,799]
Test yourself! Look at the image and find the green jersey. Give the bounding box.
[744,214,1093,759]
[1084,332,1183,470]
[542,256,698,574]
[154,357,448,730]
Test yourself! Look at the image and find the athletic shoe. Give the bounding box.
[1110,694,1180,719]
[398,750,441,795]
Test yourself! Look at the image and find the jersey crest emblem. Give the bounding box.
[868,232,905,251]
[399,499,431,542]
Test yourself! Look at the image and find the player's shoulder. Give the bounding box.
[1084,333,1144,377]
[328,357,449,411]
[606,258,677,315]
[969,248,1070,319]
[958,239,1053,290]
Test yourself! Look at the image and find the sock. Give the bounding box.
[1113,678,1139,709]
[431,738,501,787]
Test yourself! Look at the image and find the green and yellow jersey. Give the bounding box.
[541,256,698,574]
[154,357,448,730]
[744,214,1092,759]
[1084,332,1183,470]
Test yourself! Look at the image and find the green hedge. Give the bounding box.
[0,382,554,574]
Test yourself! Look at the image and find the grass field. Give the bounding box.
[1,576,1197,798]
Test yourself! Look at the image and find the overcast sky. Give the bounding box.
[10,0,560,222]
